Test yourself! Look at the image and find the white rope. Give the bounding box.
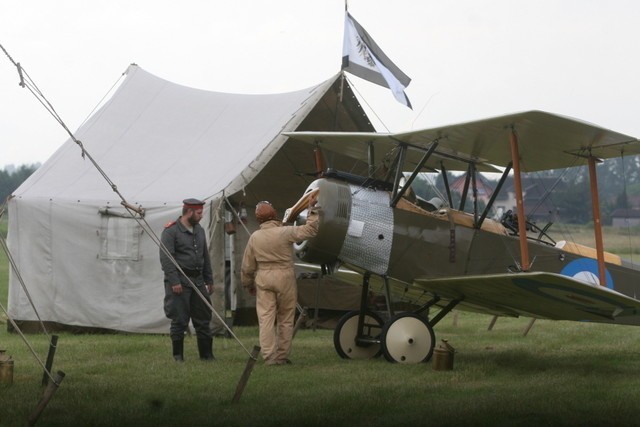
[123,203,254,358]
[0,300,58,384]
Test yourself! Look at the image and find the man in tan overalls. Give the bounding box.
[241,195,319,365]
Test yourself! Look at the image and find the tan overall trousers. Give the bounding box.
[241,209,319,364]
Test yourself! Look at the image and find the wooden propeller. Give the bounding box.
[282,188,319,224]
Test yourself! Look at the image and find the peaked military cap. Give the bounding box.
[183,198,205,209]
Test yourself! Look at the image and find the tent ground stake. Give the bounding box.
[487,315,498,331]
[231,345,260,404]
[28,370,65,426]
[293,307,308,338]
[42,335,58,386]
[523,318,536,336]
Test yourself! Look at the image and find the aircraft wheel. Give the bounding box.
[381,313,435,363]
[333,310,383,359]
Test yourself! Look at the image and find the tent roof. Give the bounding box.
[14,65,357,206]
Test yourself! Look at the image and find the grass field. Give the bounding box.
[555,223,639,260]
[2,313,640,426]
[1,220,640,426]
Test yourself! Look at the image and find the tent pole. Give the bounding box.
[333,72,345,130]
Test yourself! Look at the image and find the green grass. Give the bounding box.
[2,316,640,426]
[558,223,640,257]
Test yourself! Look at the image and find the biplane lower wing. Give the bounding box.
[298,263,640,325]
[415,272,640,325]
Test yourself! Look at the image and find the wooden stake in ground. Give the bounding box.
[28,370,65,426]
[42,335,58,386]
[487,315,499,331]
[523,318,536,336]
[231,346,261,404]
[293,307,308,338]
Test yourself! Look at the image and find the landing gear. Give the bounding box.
[381,313,435,363]
[333,310,383,359]
[331,271,461,364]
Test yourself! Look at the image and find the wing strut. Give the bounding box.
[390,141,439,207]
[588,155,607,286]
[428,299,462,327]
[471,163,478,226]
[477,162,512,229]
[440,161,454,208]
[314,144,325,177]
[509,128,530,271]
[391,144,408,204]
[458,164,472,211]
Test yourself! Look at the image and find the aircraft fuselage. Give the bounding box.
[295,177,639,300]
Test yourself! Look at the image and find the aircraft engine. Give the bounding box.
[294,177,394,276]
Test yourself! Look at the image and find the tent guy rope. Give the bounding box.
[0,299,60,385]
[0,204,51,339]
[1,42,255,359]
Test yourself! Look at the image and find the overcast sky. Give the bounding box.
[1,0,639,168]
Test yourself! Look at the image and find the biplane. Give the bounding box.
[283,110,640,364]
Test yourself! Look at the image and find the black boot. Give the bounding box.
[172,339,184,362]
[197,337,215,361]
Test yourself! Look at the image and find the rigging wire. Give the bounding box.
[343,74,391,133]
[77,67,129,129]
[526,144,584,214]
[620,153,636,265]
[526,149,585,247]
[410,91,439,130]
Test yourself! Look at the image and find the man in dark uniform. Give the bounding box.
[160,198,215,362]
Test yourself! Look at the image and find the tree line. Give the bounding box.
[527,156,640,224]
[412,155,640,225]
[2,156,640,225]
[0,164,39,206]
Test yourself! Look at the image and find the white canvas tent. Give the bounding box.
[7,64,374,333]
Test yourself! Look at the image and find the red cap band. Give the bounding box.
[184,203,204,210]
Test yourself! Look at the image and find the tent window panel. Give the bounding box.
[99,217,141,261]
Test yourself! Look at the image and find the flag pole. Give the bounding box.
[334,72,344,130]
[338,0,346,105]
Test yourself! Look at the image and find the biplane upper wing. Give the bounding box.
[286,110,639,173]
[415,272,640,325]
[283,131,500,172]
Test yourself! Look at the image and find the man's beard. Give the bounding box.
[188,215,200,226]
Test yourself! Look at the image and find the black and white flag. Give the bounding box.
[342,11,412,108]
